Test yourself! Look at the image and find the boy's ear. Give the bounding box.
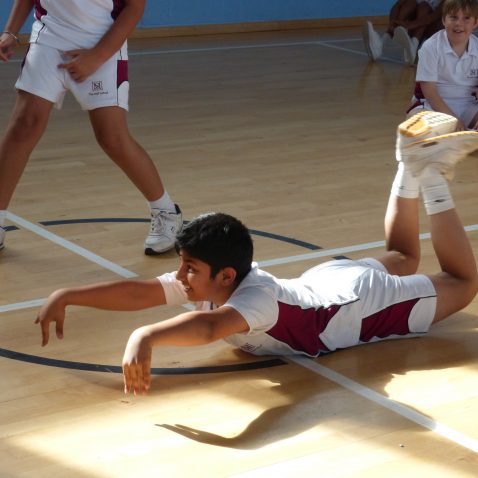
[220,267,237,286]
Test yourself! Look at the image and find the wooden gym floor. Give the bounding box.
[1,26,478,477]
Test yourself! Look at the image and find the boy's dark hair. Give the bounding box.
[175,212,253,283]
[442,0,478,17]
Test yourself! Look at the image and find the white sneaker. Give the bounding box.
[0,226,5,251]
[144,204,183,255]
[394,26,418,66]
[397,112,478,179]
[362,21,383,61]
[398,111,458,145]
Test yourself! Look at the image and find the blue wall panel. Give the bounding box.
[0,1,395,34]
[141,1,392,28]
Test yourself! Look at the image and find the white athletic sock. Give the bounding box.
[420,166,454,215]
[391,162,420,198]
[0,210,6,227]
[149,191,175,213]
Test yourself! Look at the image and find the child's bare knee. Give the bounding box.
[95,130,125,155]
[8,113,44,142]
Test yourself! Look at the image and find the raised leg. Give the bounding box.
[379,194,420,276]
[379,112,478,324]
[424,184,478,323]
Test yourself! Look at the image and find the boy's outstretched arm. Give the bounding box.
[122,307,250,395]
[35,279,167,346]
[58,0,145,82]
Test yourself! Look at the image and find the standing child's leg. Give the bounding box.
[0,91,54,250]
[89,106,182,255]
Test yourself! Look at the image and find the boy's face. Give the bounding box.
[176,250,234,303]
[443,9,478,40]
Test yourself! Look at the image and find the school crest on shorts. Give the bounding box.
[89,81,108,96]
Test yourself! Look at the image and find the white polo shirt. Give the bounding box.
[416,30,478,115]
[30,0,126,51]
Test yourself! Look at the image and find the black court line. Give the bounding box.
[38,218,321,251]
[0,347,286,375]
[248,228,320,250]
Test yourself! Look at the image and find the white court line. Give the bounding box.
[6,212,138,279]
[5,37,367,63]
[259,225,478,268]
[2,213,478,454]
[129,40,323,56]
[315,39,405,64]
[287,357,478,453]
[0,298,46,313]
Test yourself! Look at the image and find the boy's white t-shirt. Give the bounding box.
[416,30,478,113]
[30,0,126,50]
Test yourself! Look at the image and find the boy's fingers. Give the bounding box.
[123,363,150,395]
[123,364,139,394]
[55,319,64,339]
[142,361,151,392]
[123,366,131,394]
[40,320,50,346]
[135,367,143,395]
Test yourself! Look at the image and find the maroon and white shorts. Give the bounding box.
[16,42,129,111]
[300,258,437,352]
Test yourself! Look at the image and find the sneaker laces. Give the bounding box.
[149,210,166,236]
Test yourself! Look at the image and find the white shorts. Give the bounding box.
[16,43,129,111]
[301,258,437,351]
